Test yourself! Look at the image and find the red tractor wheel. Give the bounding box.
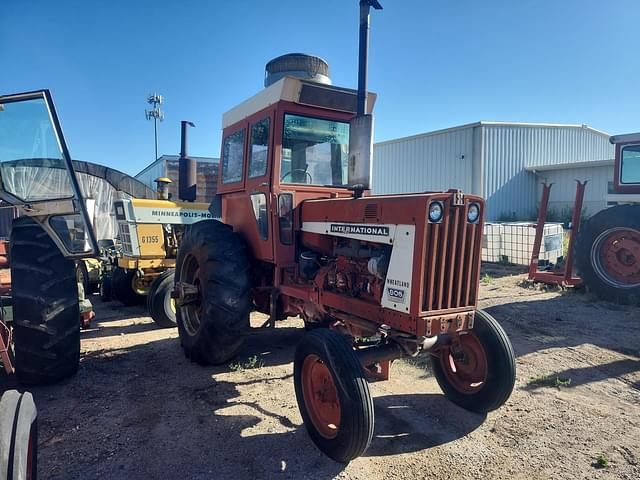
[431,309,515,413]
[575,204,640,305]
[591,228,640,288]
[294,329,373,463]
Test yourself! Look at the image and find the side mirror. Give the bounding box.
[347,114,374,192]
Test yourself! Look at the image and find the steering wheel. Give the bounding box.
[281,169,313,184]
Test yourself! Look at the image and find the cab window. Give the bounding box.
[280,114,349,187]
[221,128,246,184]
[621,145,640,184]
[248,118,270,178]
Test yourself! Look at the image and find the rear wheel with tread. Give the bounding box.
[10,217,80,385]
[575,205,640,305]
[294,329,374,463]
[176,220,251,365]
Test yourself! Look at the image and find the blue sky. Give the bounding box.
[1,0,638,176]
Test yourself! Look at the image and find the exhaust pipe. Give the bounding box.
[178,120,196,202]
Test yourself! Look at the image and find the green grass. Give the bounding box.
[595,454,610,469]
[481,273,494,284]
[527,374,572,388]
[229,355,264,372]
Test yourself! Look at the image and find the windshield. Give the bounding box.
[621,145,640,184]
[0,96,73,202]
[280,114,349,187]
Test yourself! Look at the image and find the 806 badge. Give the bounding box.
[387,287,406,304]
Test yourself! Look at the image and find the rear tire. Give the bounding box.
[112,267,145,306]
[176,220,251,365]
[431,309,515,413]
[294,329,374,463]
[10,217,80,385]
[0,390,38,480]
[147,269,177,328]
[575,205,640,305]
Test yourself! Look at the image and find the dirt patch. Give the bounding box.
[2,266,639,479]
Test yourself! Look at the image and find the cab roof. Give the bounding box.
[222,76,377,129]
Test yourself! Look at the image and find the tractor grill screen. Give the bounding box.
[118,222,134,256]
[422,200,483,312]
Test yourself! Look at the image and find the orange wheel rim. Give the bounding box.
[440,333,488,394]
[594,228,640,287]
[301,354,341,439]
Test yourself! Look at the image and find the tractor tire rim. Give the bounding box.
[180,253,203,336]
[591,227,640,288]
[132,276,148,296]
[301,354,341,439]
[439,332,488,394]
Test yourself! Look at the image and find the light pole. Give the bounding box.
[145,93,164,161]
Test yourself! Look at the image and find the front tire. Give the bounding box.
[0,390,38,480]
[147,269,177,328]
[575,205,640,305]
[10,218,80,385]
[294,329,374,463]
[175,220,251,365]
[431,309,515,413]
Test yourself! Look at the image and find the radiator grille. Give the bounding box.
[422,200,482,311]
[118,222,134,256]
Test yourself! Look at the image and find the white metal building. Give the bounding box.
[373,122,615,220]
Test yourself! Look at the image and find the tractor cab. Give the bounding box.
[0,90,98,258]
[215,54,377,263]
[610,133,640,198]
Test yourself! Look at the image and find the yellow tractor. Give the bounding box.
[110,122,214,327]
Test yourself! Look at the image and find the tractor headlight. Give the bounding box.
[467,203,480,223]
[428,201,444,223]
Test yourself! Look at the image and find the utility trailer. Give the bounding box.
[173,1,516,462]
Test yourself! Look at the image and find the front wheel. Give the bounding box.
[431,309,515,413]
[0,390,38,480]
[147,269,177,328]
[294,329,374,463]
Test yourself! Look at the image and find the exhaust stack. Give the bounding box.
[178,120,196,202]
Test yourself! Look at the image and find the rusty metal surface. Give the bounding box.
[528,181,584,287]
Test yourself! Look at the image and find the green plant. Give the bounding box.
[481,273,494,284]
[527,375,572,388]
[229,355,264,372]
[595,454,610,469]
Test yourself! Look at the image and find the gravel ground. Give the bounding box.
[1,265,639,479]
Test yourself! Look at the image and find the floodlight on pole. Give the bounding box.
[145,93,165,162]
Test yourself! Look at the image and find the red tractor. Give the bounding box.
[575,134,640,304]
[173,1,515,462]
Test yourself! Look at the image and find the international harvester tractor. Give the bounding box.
[574,133,640,304]
[173,1,516,462]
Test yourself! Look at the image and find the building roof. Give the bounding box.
[135,154,219,178]
[374,121,611,148]
[525,158,614,172]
